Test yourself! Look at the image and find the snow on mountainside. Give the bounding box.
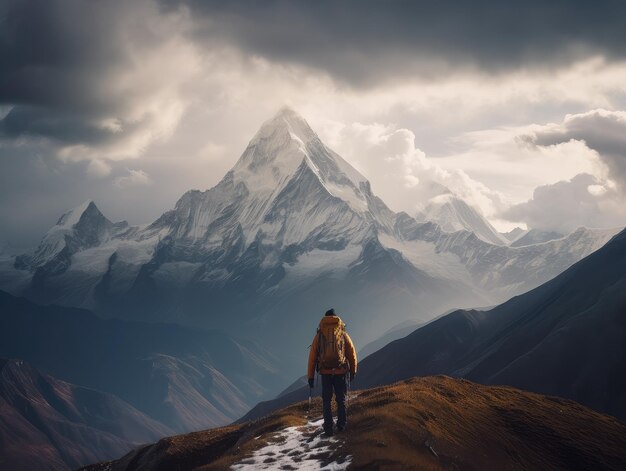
[232,107,371,218]
[416,193,508,245]
[0,108,623,382]
[152,107,395,251]
[398,217,621,301]
[510,228,565,247]
[6,201,161,308]
[15,201,117,271]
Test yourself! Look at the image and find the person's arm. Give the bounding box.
[345,332,357,376]
[307,333,319,380]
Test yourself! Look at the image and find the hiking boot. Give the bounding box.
[322,429,334,437]
[337,425,345,432]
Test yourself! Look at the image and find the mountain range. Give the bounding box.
[0,108,619,381]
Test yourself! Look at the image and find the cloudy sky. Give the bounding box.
[2,0,626,250]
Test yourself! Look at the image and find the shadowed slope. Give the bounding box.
[0,290,281,432]
[81,377,626,471]
[0,358,170,471]
[356,229,626,421]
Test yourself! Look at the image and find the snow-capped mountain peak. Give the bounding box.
[231,108,369,211]
[137,108,404,295]
[56,200,99,227]
[161,107,394,249]
[15,200,118,271]
[259,106,318,144]
[417,193,508,246]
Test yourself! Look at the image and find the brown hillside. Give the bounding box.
[81,376,626,471]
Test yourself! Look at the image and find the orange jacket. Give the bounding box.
[307,314,357,378]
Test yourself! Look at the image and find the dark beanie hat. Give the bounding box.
[325,308,335,316]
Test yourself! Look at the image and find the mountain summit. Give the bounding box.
[14,200,123,276]
[232,107,369,215]
[157,108,395,251]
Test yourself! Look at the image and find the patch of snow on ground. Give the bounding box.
[230,418,351,471]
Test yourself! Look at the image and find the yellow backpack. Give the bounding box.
[317,317,347,370]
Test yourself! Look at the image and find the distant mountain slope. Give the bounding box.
[0,358,170,471]
[501,227,526,242]
[81,377,626,471]
[358,319,425,359]
[356,228,626,421]
[392,216,621,301]
[0,290,281,432]
[417,193,508,245]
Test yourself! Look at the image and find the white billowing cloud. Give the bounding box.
[325,122,505,218]
[496,109,626,232]
[113,169,153,188]
[437,124,606,203]
[525,109,626,188]
[502,173,626,233]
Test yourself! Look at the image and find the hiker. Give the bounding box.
[307,308,357,436]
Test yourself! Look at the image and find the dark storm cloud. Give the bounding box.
[0,0,159,145]
[2,0,626,145]
[0,0,120,108]
[0,106,112,144]
[164,0,626,86]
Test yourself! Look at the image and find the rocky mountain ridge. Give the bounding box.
[81,377,626,471]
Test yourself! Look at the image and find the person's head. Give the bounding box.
[325,308,335,316]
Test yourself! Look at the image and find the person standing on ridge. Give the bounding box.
[307,308,357,436]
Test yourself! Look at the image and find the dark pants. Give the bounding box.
[321,373,347,432]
